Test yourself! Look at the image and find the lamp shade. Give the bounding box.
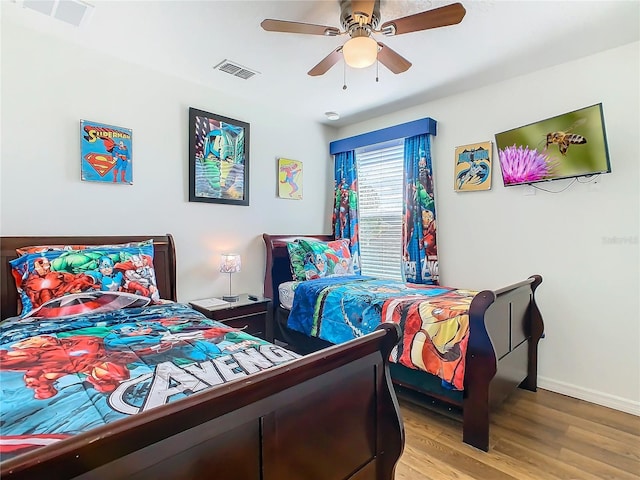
[342,36,378,69]
[220,253,241,273]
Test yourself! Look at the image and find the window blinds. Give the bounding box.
[356,141,404,281]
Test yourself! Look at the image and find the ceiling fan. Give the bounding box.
[261,0,466,76]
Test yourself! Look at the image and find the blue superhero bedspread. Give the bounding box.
[287,276,477,391]
[0,303,299,461]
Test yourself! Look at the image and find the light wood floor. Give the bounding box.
[395,388,640,480]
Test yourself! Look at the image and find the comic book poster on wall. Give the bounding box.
[278,158,303,199]
[80,120,133,185]
[454,141,492,192]
[188,108,250,206]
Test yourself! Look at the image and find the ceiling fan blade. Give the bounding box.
[351,0,376,22]
[261,19,340,36]
[376,42,412,74]
[308,47,343,76]
[380,2,466,36]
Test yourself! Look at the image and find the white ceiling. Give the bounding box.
[4,0,640,126]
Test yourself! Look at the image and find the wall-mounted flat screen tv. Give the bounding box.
[495,103,611,186]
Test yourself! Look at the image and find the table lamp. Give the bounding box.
[220,253,241,301]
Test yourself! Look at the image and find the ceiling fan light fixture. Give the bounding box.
[342,36,378,69]
[262,1,466,77]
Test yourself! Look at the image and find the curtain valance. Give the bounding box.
[329,117,437,155]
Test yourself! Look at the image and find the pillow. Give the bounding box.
[10,241,160,317]
[22,291,153,320]
[15,239,152,256]
[286,241,308,281]
[297,238,355,280]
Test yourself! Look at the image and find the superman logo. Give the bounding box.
[84,153,116,176]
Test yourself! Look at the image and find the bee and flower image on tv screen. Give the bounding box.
[494,103,611,186]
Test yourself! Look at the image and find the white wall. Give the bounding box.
[0,18,335,302]
[337,42,640,414]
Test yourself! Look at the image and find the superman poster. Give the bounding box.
[81,120,133,185]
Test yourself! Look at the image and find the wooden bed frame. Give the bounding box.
[263,233,545,452]
[0,234,404,479]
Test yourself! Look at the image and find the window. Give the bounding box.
[356,139,404,280]
[330,117,437,282]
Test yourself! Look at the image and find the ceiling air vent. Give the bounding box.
[214,60,260,80]
[18,0,94,27]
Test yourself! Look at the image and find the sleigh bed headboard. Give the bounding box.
[1,234,177,320]
[262,233,333,309]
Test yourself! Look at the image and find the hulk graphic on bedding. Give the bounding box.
[0,303,299,460]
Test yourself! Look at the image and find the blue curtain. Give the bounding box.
[332,151,361,273]
[402,134,438,284]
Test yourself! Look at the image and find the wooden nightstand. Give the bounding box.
[190,294,272,342]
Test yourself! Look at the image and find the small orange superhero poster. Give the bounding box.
[81,120,133,185]
[454,141,492,192]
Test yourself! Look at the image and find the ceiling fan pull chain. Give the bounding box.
[376,58,379,83]
[343,61,348,90]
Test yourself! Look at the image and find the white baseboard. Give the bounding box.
[538,376,640,416]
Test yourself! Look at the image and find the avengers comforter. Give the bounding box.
[287,276,477,390]
[0,302,299,461]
